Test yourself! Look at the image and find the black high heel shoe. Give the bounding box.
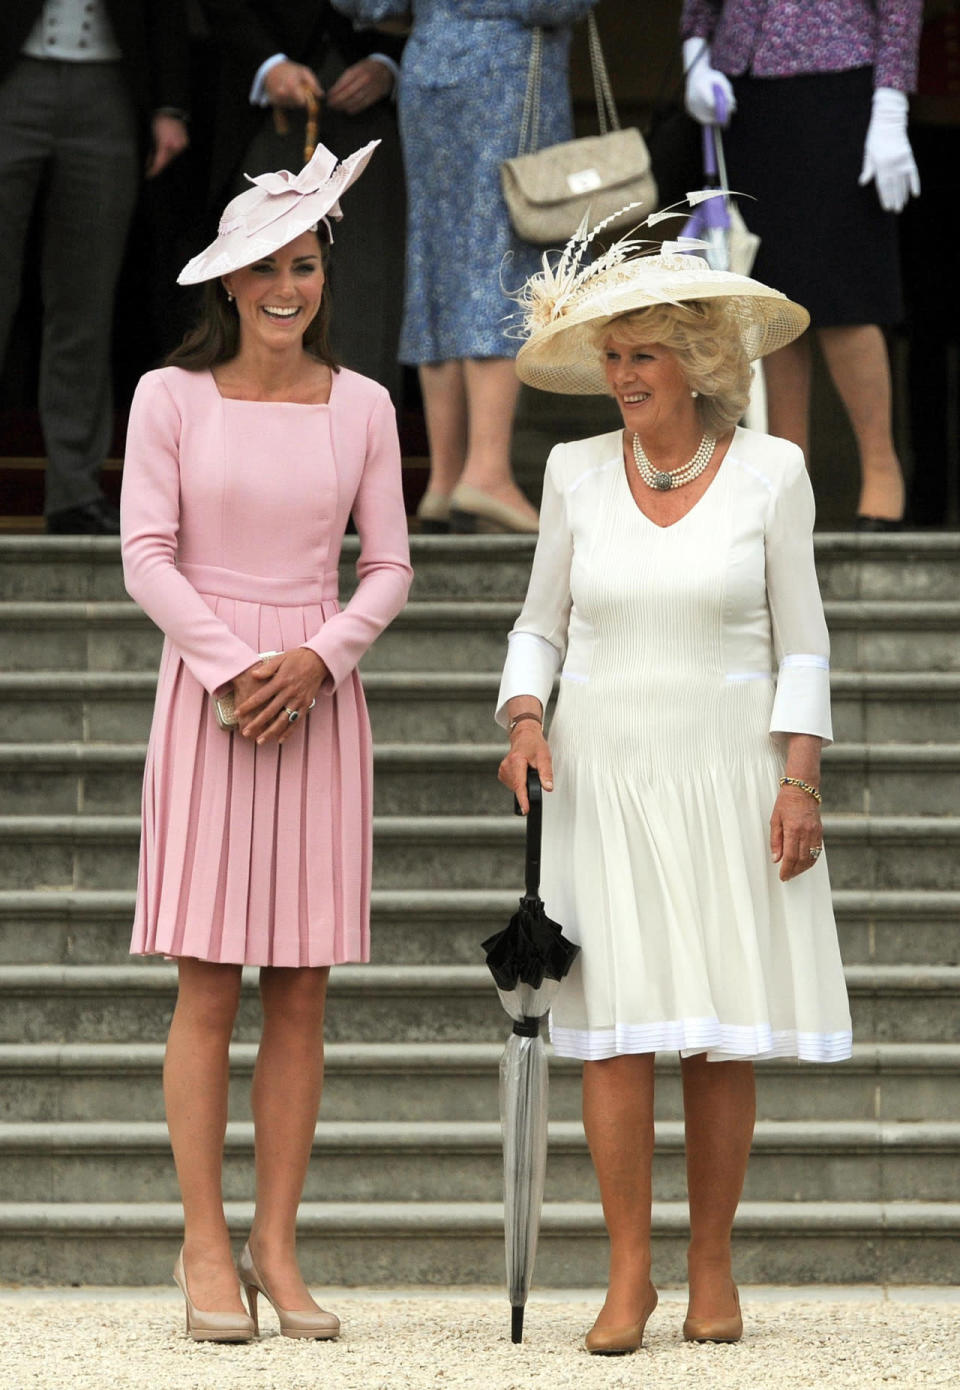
[854,515,903,532]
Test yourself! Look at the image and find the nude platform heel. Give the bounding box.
[172,1248,257,1343]
[238,1243,340,1340]
[683,1284,743,1343]
[584,1283,659,1355]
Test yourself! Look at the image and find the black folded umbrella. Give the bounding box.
[482,768,580,1344]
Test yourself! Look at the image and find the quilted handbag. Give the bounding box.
[501,13,658,246]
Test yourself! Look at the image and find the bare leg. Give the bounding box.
[818,323,904,521]
[418,360,467,499]
[681,1054,755,1320]
[581,1053,656,1330]
[164,957,245,1312]
[763,334,813,457]
[247,965,330,1311]
[458,357,538,522]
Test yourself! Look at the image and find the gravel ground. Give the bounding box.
[2,1288,958,1390]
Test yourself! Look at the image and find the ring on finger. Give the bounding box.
[809,845,823,860]
[284,706,300,724]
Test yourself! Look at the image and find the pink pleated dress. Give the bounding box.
[120,366,413,966]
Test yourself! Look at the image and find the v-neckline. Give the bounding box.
[619,429,735,530]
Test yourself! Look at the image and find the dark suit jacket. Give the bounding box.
[1,1,190,119]
[200,0,403,202]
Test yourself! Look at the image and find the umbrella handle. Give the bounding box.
[513,768,542,898]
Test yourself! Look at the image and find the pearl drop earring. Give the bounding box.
[690,389,699,398]
[226,290,234,302]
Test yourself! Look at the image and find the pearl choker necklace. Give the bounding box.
[632,431,716,491]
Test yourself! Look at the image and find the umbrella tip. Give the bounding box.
[511,1305,525,1343]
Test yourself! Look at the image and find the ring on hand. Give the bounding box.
[285,706,300,724]
[809,845,823,860]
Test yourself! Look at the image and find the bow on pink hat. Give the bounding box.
[178,140,379,286]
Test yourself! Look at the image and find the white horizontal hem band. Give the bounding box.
[780,653,830,671]
[549,1018,853,1064]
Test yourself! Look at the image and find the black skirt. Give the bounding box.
[725,67,903,327]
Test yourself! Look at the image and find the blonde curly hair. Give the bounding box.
[593,299,751,436]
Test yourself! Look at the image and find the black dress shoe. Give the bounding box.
[47,497,121,535]
[854,515,903,533]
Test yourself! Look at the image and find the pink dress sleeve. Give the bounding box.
[120,372,262,695]
[302,387,414,691]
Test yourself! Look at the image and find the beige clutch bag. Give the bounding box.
[213,651,282,732]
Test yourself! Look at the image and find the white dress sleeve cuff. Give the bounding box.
[495,631,562,728]
[769,654,833,744]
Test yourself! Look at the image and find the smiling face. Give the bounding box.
[221,230,326,352]
[602,335,698,440]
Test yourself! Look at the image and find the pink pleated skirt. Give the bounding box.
[130,594,372,967]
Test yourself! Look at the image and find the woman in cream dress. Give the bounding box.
[497,244,852,1353]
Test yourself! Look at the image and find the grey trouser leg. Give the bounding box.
[0,59,138,515]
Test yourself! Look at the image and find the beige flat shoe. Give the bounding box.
[449,484,539,535]
[415,490,451,533]
[683,1284,743,1343]
[584,1283,658,1355]
[172,1248,257,1342]
[238,1243,340,1340]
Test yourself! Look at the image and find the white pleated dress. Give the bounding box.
[497,426,852,1064]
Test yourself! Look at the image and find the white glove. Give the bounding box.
[683,37,736,126]
[859,87,921,213]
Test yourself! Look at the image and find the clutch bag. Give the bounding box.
[213,651,282,732]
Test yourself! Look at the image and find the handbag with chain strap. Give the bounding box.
[500,12,658,246]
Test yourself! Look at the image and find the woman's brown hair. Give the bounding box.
[165,231,338,372]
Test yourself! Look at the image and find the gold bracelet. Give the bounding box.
[779,776,822,805]
[508,712,542,734]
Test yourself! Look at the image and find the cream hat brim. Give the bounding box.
[514,253,810,395]
[177,140,379,286]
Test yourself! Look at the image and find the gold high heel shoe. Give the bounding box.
[448,484,539,534]
[584,1283,658,1355]
[683,1284,743,1343]
[172,1247,257,1342]
[238,1243,340,1340]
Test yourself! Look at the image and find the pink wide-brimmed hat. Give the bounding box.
[177,139,379,285]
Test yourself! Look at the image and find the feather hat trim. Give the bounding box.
[512,199,809,395]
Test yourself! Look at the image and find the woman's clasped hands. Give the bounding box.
[232,648,328,745]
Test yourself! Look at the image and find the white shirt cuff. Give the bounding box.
[495,632,562,728]
[769,655,833,744]
[368,52,400,96]
[251,53,288,107]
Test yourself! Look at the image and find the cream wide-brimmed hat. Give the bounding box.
[513,232,810,396]
[177,140,379,285]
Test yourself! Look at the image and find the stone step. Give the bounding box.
[0,1198,956,1285]
[0,962,956,1045]
[2,1118,956,1206]
[3,1040,957,1126]
[1,533,959,602]
[2,812,958,894]
[2,669,958,745]
[2,598,959,674]
[1,888,955,969]
[3,740,958,819]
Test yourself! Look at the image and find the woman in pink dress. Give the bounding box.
[120,141,412,1342]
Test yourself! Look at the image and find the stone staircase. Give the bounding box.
[0,532,958,1287]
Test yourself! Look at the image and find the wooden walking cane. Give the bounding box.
[272,88,320,164]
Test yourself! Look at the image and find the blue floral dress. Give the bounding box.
[333,0,597,361]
